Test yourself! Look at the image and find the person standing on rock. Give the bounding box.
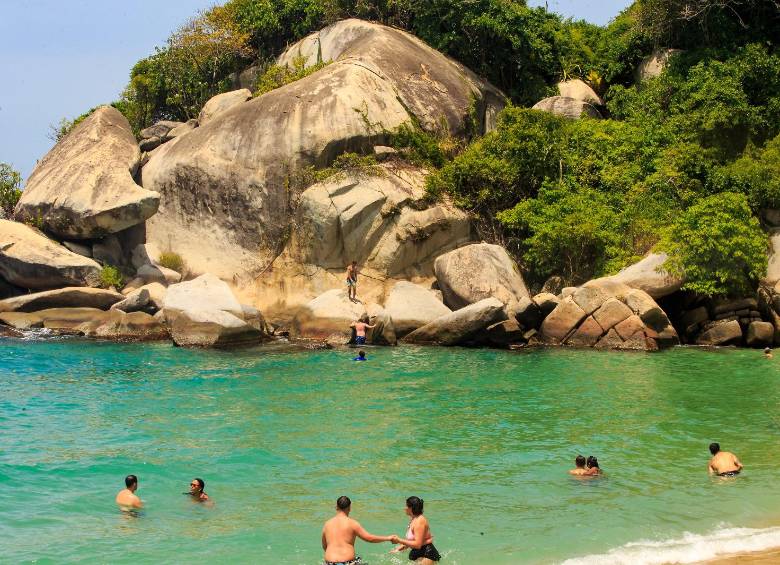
[346,261,359,302]
[708,443,743,477]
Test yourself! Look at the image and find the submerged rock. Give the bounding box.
[0,220,101,289]
[14,106,159,239]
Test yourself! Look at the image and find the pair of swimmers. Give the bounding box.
[569,455,601,477]
[322,495,440,565]
[115,475,208,510]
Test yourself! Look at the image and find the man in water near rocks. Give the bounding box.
[708,443,743,477]
[322,495,393,565]
[188,478,209,501]
[353,350,367,362]
[115,474,142,510]
[350,316,376,346]
[346,261,359,302]
[765,347,773,359]
[569,455,589,476]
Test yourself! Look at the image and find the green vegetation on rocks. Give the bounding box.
[98,266,125,290]
[0,163,22,218]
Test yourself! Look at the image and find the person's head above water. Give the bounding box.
[190,478,205,495]
[358,350,366,359]
[765,347,772,354]
[336,495,351,513]
[709,442,721,455]
[586,456,599,469]
[125,474,138,491]
[575,455,586,468]
[406,496,424,516]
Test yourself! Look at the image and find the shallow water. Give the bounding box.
[1,339,780,564]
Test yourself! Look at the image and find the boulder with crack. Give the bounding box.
[384,281,451,337]
[14,106,160,239]
[402,297,506,346]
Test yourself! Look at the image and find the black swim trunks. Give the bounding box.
[718,470,740,477]
[409,543,441,561]
[325,558,363,565]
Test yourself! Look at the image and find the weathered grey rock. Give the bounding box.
[167,308,262,348]
[139,137,162,152]
[79,309,169,341]
[764,232,780,286]
[131,243,162,270]
[696,320,743,346]
[0,277,23,300]
[484,319,524,347]
[14,106,159,238]
[625,289,672,331]
[0,287,123,313]
[532,97,602,119]
[92,235,124,266]
[541,276,565,295]
[0,220,101,289]
[712,297,757,315]
[566,315,604,347]
[592,297,633,331]
[599,253,683,299]
[241,304,269,334]
[198,89,252,126]
[402,297,505,346]
[533,292,560,316]
[681,306,709,328]
[373,145,397,160]
[560,287,577,299]
[557,79,603,106]
[141,121,183,140]
[512,296,543,330]
[540,296,587,343]
[166,119,198,139]
[636,48,682,83]
[144,19,504,278]
[434,243,529,310]
[137,264,181,285]
[293,289,366,340]
[63,241,92,258]
[365,303,397,345]
[595,328,625,350]
[572,286,610,316]
[110,288,150,313]
[164,273,242,317]
[384,281,451,337]
[121,277,145,295]
[746,321,774,348]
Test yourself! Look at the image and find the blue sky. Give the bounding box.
[0,0,632,182]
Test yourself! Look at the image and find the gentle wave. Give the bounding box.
[561,525,780,565]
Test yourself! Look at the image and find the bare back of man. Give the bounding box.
[709,451,743,476]
[115,488,142,510]
[322,496,391,564]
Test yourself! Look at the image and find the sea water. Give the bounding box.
[1,338,780,564]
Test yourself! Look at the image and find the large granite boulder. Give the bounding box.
[0,220,101,289]
[365,303,397,345]
[696,319,743,346]
[163,273,263,348]
[746,321,774,348]
[142,19,504,279]
[384,281,451,337]
[402,297,505,346]
[597,253,683,299]
[539,296,587,343]
[532,97,602,120]
[198,89,252,126]
[292,289,367,340]
[434,243,530,310]
[764,232,780,286]
[14,106,159,239]
[557,79,603,106]
[78,310,169,341]
[0,287,123,313]
[636,48,683,83]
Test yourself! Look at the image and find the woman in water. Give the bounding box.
[585,456,602,476]
[188,478,209,501]
[390,496,441,563]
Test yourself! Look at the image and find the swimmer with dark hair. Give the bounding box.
[390,496,441,563]
[569,455,588,476]
[585,456,602,476]
[187,478,209,501]
[322,496,393,565]
[116,474,142,510]
[708,443,743,477]
[353,351,367,362]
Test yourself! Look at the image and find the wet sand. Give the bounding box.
[703,549,780,564]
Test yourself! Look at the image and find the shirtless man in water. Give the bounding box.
[708,443,744,477]
[115,474,142,510]
[569,455,588,476]
[322,496,393,565]
[350,316,376,346]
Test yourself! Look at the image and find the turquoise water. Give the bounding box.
[2,339,780,564]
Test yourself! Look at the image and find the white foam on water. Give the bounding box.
[561,525,780,565]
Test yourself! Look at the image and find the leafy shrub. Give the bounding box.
[99,266,125,290]
[660,193,768,297]
[0,163,22,218]
[158,251,186,273]
[255,54,330,96]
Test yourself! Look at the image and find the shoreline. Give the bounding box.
[702,549,780,564]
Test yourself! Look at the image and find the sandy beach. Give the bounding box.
[704,549,780,564]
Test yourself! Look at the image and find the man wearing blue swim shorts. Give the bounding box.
[350,317,376,346]
[346,261,359,302]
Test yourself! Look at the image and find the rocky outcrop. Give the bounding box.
[142,19,503,279]
[746,321,773,347]
[0,220,101,289]
[0,307,167,340]
[384,281,451,337]
[636,48,682,83]
[292,289,366,341]
[198,89,252,126]
[110,288,151,313]
[0,287,123,313]
[14,106,159,239]
[403,297,505,346]
[532,97,602,120]
[540,283,678,350]
[365,303,397,345]
[163,273,264,348]
[764,232,780,285]
[557,79,603,106]
[434,243,530,310]
[696,319,743,346]
[598,253,683,299]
